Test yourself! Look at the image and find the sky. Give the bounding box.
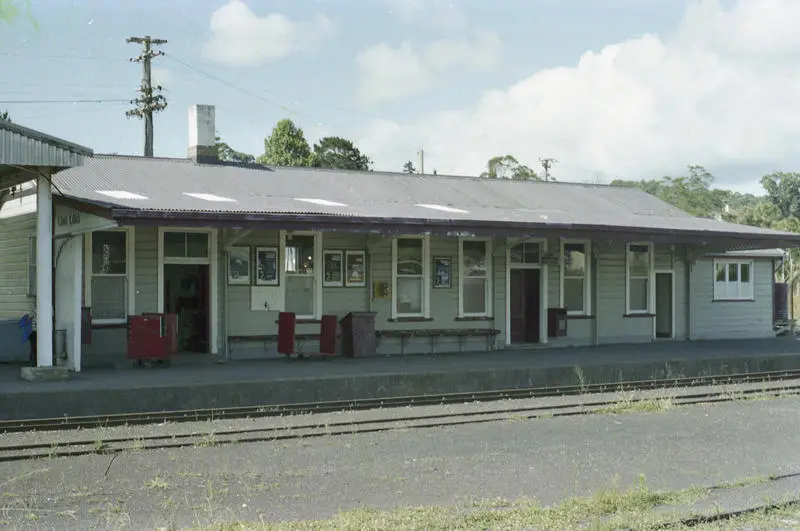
[2,0,799,195]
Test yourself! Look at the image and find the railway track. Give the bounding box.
[2,368,800,434]
[1,374,799,464]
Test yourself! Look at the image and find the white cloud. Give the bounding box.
[357,0,800,190]
[356,29,502,106]
[202,0,336,67]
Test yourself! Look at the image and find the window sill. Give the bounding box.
[455,316,493,322]
[623,313,655,318]
[712,298,754,303]
[92,322,128,329]
[388,317,433,323]
[273,318,321,324]
[567,314,594,320]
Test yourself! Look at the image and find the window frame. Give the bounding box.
[280,230,322,320]
[458,237,493,318]
[161,229,211,264]
[560,239,591,316]
[625,241,654,315]
[27,235,36,297]
[84,227,136,325]
[713,258,755,301]
[391,235,430,319]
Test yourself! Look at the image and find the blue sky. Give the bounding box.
[2,0,796,193]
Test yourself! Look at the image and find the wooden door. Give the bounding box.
[510,269,526,344]
[524,269,540,343]
[198,265,210,351]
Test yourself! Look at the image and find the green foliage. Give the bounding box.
[480,155,540,181]
[0,109,10,122]
[257,119,313,167]
[402,160,416,174]
[311,136,372,171]
[610,165,764,221]
[760,172,800,219]
[0,0,37,28]
[215,136,255,164]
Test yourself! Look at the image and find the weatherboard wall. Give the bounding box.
[225,231,504,358]
[0,209,35,320]
[689,256,775,340]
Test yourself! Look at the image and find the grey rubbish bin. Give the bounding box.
[0,318,30,363]
[339,311,377,357]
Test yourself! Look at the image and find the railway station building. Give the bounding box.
[1,106,799,373]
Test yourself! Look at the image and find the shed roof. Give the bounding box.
[0,120,93,190]
[52,155,800,248]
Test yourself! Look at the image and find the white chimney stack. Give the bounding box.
[188,104,216,163]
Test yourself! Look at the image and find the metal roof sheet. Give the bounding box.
[0,120,93,190]
[52,155,800,243]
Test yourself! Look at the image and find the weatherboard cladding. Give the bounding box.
[52,155,798,240]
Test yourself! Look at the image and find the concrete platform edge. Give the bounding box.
[3,353,800,420]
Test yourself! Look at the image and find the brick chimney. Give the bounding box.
[187,104,217,164]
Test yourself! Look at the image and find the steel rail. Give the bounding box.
[2,368,799,434]
[1,381,798,464]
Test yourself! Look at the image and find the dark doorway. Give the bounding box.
[510,268,541,344]
[164,264,210,353]
[655,272,673,339]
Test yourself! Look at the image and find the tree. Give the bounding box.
[257,118,312,167]
[403,160,416,174]
[215,136,255,164]
[760,172,800,220]
[311,136,372,171]
[480,155,539,181]
[0,110,10,122]
[610,165,761,220]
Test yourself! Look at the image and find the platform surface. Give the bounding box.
[1,338,799,420]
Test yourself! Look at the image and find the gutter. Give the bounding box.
[110,208,800,249]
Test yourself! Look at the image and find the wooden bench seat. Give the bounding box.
[375,328,501,355]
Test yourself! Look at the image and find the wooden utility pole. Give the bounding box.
[540,157,558,182]
[126,35,168,157]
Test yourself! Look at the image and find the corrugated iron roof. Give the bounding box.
[51,155,800,244]
[0,120,93,190]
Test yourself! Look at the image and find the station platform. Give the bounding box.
[1,338,800,421]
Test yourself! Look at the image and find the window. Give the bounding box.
[509,241,541,265]
[27,236,36,296]
[561,241,589,315]
[284,233,317,318]
[164,231,209,259]
[89,230,129,322]
[626,242,652,314]
[714,259,754,300]
[460,239,491,316]
[393,237,428,317]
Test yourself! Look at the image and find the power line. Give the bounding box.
[0,98,130,104]
[126,35,168,158]
[163,53,315,121]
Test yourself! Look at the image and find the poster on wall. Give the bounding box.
[228,246,251,285]
[345,250,366,287]
[255,246,279,286]
[323,250,344,287]
[433,256,452,289]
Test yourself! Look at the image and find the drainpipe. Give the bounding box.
[686,248,693,340]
